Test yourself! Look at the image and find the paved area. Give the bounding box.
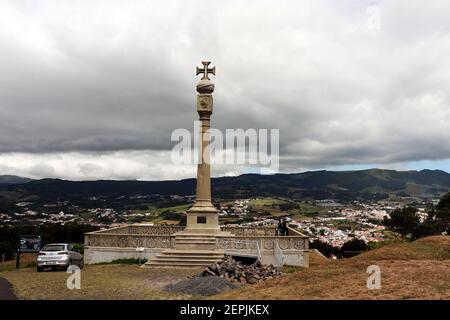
[0,277,17,300]
[165,276,239,296]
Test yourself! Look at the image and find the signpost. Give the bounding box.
[16,235,42,269]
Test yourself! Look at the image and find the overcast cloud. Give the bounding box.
[0,0,449,180]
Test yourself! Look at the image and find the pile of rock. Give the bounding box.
[199,255,283,284]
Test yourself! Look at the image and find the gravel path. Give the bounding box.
[165,276,239,296]
[0,277,17,300]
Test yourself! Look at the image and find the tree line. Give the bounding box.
[383,192,450,240]
[0,222,99,261]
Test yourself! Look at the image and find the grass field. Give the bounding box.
[0,253,36,272]
[127,203,190,224]
[127,197,326,224]
[247,198,327,219]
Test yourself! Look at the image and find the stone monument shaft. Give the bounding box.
[184,61,220,233]
[195,111,213,206]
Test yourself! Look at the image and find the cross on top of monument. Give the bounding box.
[196,61,215,80]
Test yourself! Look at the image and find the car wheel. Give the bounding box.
[79,259,84,269]
[37,266,43,272]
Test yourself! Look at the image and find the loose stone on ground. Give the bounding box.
[165,256,283,296]
[165,276,239,296]
[200,255,283,285]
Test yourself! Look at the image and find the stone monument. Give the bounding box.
[84,61,309,268]
[173,61,231,250]
[184,61,221,234]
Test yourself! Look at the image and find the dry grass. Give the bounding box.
[0,253,37,272]
[0,264,199,300]
[212,236,450,300]
[356,236,450,261]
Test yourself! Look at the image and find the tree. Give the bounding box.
[0,241,15,260]
[341,238,368,256]
[383,206,420,239]
[435,192,450,232]
[309,240,340,258]
[436,192,450,211]
[413,192,450,239]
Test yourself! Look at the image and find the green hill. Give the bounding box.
[1,169,449,202]
[0,175,33,184]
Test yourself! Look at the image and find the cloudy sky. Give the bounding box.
[0,0,449,180]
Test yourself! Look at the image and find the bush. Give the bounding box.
[111,258,147,264]
[0,240,15,261]
[341,238,368,257]
[160,210,183,221]
[72,243,84,254]
[309,240,340,258]
[278,202,299,211]
[95,258,148,265]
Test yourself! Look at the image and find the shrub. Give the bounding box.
[72,243,84,254]
[309,240,340,258]
[111,258,147,264]
[0,240,15,261]
[341,238,368,256]
[95,258,148,265]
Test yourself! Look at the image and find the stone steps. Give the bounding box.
[174,234,218,250]
[176,240,216,245]
[143,249,224,268]
[162,251,224,258]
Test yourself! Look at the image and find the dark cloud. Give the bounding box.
[0,0,449,179]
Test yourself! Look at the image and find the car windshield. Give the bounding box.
[41,245,65,252]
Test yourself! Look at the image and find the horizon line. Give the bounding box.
[2,167,449,183]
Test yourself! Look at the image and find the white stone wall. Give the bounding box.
[84,247,164,264]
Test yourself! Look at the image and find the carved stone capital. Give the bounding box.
[197,94,213,113]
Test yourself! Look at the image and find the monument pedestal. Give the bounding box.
[183,203,220,234]
[174,205,233,250]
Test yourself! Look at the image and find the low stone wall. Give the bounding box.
[217,236,307,251]
[216,236,308,267]
[221,226,277,236]
[85,233,174,248]
[91,225,277,236]
[92,225,184,235]
[84,247,164,264]
[84,225,309,267]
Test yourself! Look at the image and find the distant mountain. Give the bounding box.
[0,175,33,184]
[210,169,450,201]
[0,169,449,202]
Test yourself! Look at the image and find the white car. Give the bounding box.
[36,243,84,272]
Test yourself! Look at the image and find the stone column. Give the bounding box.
[184,61,221,234]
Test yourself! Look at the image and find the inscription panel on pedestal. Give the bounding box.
[197,216,207,224]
